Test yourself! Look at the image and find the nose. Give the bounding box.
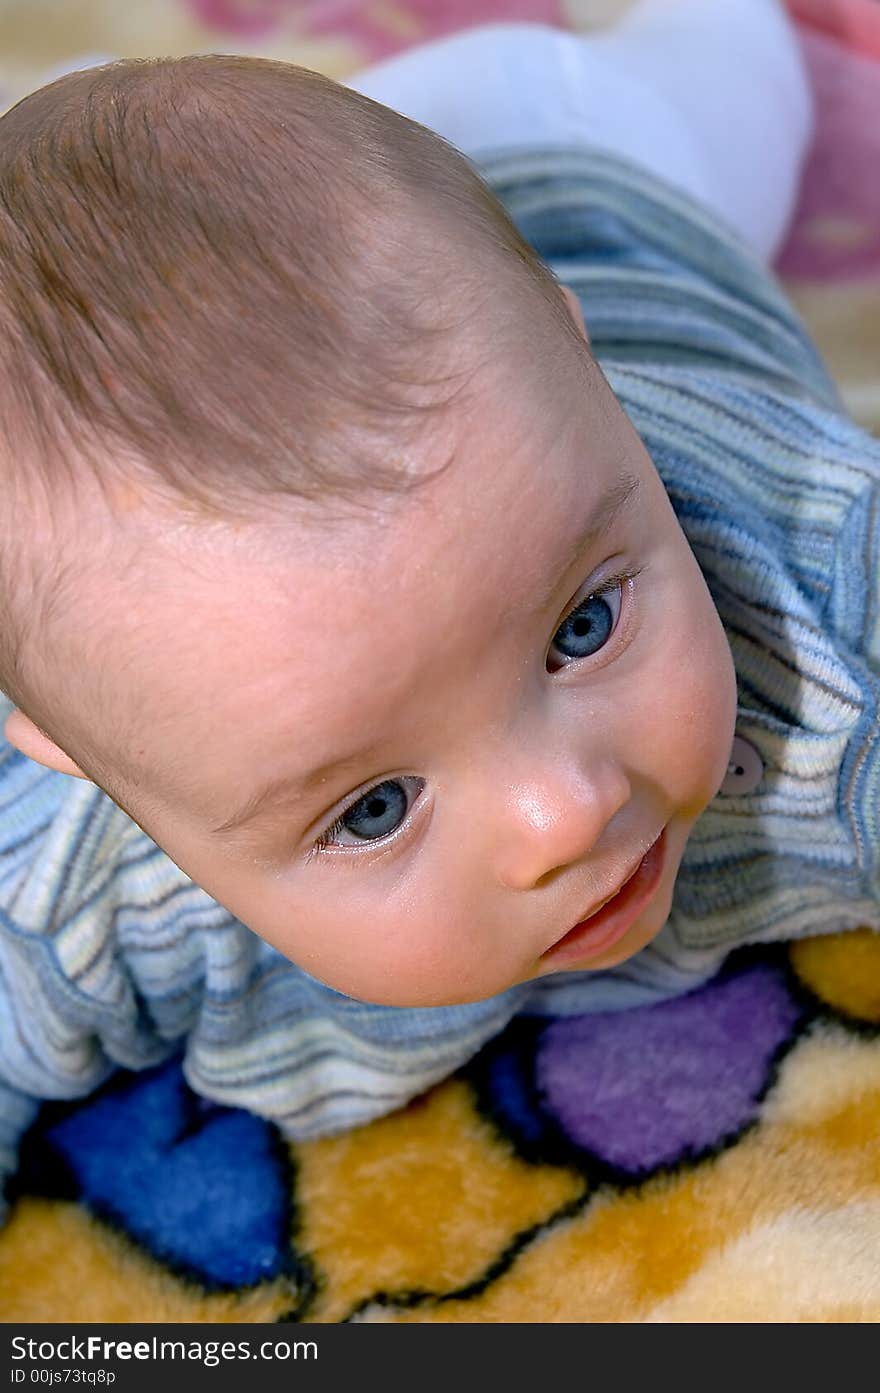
[492,745,632,891]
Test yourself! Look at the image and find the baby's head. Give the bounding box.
[0,55,737,1007]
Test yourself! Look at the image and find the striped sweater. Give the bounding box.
[1,146,879,1207]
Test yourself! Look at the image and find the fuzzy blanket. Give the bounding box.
[1,0,878,1323]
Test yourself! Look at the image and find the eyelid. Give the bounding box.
[551,562,644,656]
[559,564,631,623]
[305,775,426,863]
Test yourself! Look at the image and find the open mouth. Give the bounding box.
[540,825,668,969]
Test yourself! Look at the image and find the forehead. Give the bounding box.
[87,340,642,811]
[153,341,621,609]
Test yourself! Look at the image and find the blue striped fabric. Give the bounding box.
[1,146,878,1210]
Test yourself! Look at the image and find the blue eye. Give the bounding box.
[548,574,626,667]
[312,777,423,855]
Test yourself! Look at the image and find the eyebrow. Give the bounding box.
[210,748,381,839]
[532,469,642,612]
[210,470,642,842]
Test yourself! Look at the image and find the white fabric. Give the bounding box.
[345,0,814,263]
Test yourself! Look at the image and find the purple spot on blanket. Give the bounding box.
[535,961,805,1176]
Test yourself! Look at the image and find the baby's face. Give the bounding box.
[47,316,738,1007]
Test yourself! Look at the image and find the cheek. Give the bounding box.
[625,562,737,811]
[665,581,738,808]
[256,882,494,1007]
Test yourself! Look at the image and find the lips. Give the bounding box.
[540,826,668,969]
[578,847,647,921]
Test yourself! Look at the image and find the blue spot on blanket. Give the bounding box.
[34,1057,291,1288]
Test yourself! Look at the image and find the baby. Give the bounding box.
[0,0,878,1205]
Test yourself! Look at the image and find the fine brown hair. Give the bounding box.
[0,54,584,801]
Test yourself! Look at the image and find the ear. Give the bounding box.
[3,707,91,780]
[560,284,589,344]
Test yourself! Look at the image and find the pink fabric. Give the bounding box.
[786,0,880,60]
[776,29,880,281]
[184,0,566,59]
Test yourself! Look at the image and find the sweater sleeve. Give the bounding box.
[0,1075,40,1226]
[475,144,844,411]
[826,418,880,900]
[0,893,179,1233]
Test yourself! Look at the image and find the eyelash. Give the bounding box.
[552,563,643,663]
[308,562,644,862]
